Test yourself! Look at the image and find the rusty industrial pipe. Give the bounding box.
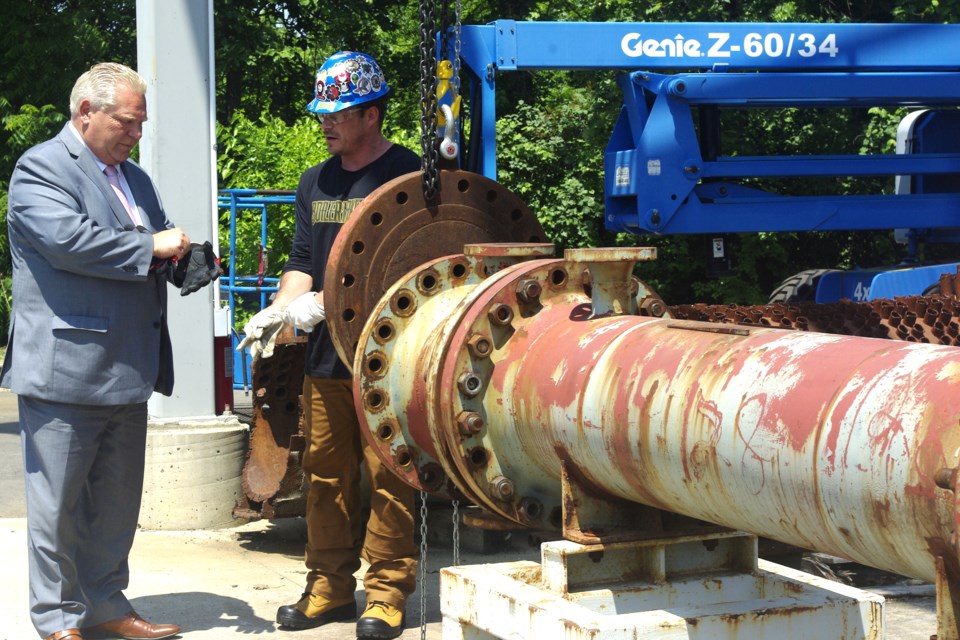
[353,246,960,586]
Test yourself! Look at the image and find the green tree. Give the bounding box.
[0,1,137,343]
[0,0,136,186]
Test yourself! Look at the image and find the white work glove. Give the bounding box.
[237,307,284,362]
[282,291,326,332]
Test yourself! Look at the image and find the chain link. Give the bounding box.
[438,1,449,61]
[451,0,463,166]
[453,0,462,100]
[418,490,429,640]
[418,0,439,201]
[452,499,461,567]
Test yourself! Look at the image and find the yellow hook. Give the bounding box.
[436,59,461,127]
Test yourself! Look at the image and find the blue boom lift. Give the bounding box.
[449,21,960,302]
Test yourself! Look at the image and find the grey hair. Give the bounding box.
[69,62,146,116]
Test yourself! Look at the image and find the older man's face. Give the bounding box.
[77,84,147,166]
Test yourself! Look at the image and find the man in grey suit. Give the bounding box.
[0,63,188,640]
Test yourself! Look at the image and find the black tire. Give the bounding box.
[922,282,941,296]
[768,268,838,304]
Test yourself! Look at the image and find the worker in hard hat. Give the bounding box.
[238,50,420,640]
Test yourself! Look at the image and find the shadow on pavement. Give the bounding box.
[132,591,278,635]
[235,518,306,558]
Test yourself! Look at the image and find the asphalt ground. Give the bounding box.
[0,387,940,639]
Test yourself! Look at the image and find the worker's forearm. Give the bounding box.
[272,270,314,309]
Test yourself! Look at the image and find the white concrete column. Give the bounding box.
[135,0,248,529]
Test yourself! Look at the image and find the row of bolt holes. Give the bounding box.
[381,420,549,523]
[363,264,569,524]
[337,179,528,325]
[362,265,570,402]
[363,264,468,382]
[254,360,298,417]
[335,241,468,329]
[345,180,509,261]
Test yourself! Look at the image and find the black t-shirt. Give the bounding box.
[283,144,420,378]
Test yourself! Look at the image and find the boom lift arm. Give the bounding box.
[455,21,960,237]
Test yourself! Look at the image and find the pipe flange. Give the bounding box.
[354,244,558,500]
[436,258,575,527]
[354,254,480,497]
[437,251,658,529]
[325,169,546,370]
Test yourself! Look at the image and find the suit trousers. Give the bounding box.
[19,395,147,635]
[300,376,417,608]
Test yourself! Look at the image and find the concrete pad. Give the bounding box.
[0,508,491,639]
[0,516,475,639]
[0,514,939,640]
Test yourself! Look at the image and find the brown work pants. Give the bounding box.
[300,376,417,608]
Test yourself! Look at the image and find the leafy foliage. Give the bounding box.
[2,103,68,165]
[0,0,136,188]
[215,110,321,322]
[0,1,135,344]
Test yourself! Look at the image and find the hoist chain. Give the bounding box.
[452,499,461,567]
[416,0,437,626]
[453,0,462,104]
[419,0,462,200]
[450,0,463,166]
[418,490,429,640]
[418,0,439,201]
[417,5,464,634]
[438,2,450,61]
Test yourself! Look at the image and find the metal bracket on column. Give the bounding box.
[561,459,661,544]
[561,459,728,545]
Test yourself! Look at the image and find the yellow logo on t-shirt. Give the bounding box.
[311,198,363,224]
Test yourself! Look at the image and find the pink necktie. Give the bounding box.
[104,165,142,226]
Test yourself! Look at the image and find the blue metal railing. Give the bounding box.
[218,188,295,389]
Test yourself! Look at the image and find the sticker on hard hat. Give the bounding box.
[307,51,390,113]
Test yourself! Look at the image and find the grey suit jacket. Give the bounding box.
[0,123,177,404]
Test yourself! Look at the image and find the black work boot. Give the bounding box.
[276,593,357,630]
[356,600,405,639]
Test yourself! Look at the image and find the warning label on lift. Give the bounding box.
[621,31,839,60]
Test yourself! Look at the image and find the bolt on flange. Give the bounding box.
[489,475,516,501]
[467,334,493,359]
[457,411,485,436]
[488,303,514,326]
[516,278,542,303]
[458,371,484,397]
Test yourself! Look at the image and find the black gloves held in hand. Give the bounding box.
[173,241,222,296]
